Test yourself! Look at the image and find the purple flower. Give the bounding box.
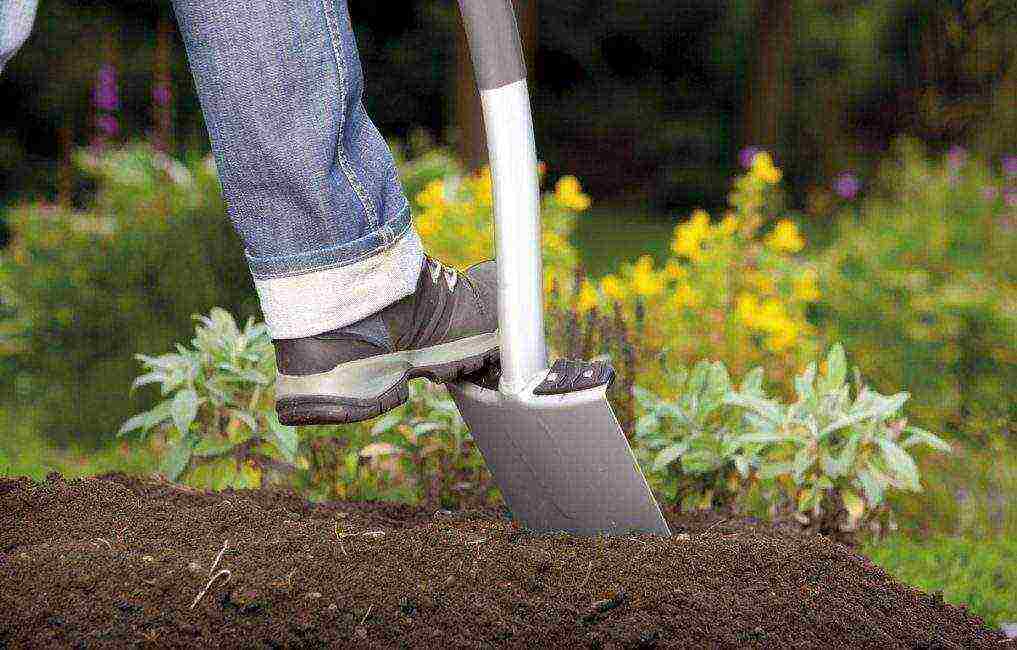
[152,83,172,106]
[946,145,967,171]
[833,172,861,200]
[97,114,119,137]
[93,64,119,112]
[981,185,999,201]
[1003,156,1017,177]
[739,146,762,169]
[1005,187,1017,209]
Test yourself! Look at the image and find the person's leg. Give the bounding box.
[171,0,500,425]
[171,0,423,340]
[0,0,39,75]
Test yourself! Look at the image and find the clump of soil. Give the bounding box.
[2,472,1011,649]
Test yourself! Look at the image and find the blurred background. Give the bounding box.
[0,0,1014,630]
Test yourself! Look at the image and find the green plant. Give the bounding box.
[632,344,952,540]
[364,381,494,510]
[0,143,256,444]
[726,344,951,536]
[818,138,1016,445]
[632,360,763,512]
[118,307,300,489]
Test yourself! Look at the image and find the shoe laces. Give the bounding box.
[427,257,459,293]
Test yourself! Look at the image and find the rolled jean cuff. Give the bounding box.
[254,225,425,340]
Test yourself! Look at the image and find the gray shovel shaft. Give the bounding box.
[457,0,527,91]
[456,0,547,394]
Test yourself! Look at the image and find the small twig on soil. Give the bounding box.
[359,604,373,626]
[93,538,113,551]
[360,530,385,539]
[698,519,726,537]
[334,521,349,558]
[209,539,229,577]
[190,569,231,609]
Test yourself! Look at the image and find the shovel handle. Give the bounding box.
[456,0,548,394]
[457,0,527,91]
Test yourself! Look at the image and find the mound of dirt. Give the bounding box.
[1,472,1011,649]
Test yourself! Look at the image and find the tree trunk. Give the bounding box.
[455,0,537,171]
[742,0,794,159]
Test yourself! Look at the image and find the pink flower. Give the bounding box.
[833,172,861,200]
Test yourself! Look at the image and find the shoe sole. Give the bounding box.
[275,330,499,426]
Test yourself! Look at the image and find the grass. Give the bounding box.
[864,535,1017,629]
[0,403,157,481]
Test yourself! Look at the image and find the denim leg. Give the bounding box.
[171,0,423,339]
[0,0,39,75]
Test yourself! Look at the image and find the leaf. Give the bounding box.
[756,460,794,480]
[412,422,444,436]
[725,392,783,423]
[739,367,765,396]
[794,362,817,402]
[266,412,299,463]
[701,362,732,414]
[820,344,848,393]
[140,399,175,437]
[856,468,884,508]
[344,450,359,477]
[734,431,798,445]
[160,434,193,481]
[876,438,920,491]
[792,446,813,484]
[840,488,865,523]
[902,426,952,453]
[130,371,165,395]
[652,442,687,472]
[171,389,199,435]
[117,412,151,438]
[192,435,236,458]
[236,369,270,385]
[632,385,660,409]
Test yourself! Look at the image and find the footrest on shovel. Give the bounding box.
[533,359,615,395]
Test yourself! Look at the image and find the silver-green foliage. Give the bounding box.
[634,344,951,531]
[633,360,764,511]
[727,343,950,530]
[118,307,299,487]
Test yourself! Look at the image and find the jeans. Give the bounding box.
[2,0,425,340]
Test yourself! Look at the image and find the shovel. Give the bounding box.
[448,0,671,538]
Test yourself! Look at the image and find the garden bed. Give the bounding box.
[2,473,1011,649]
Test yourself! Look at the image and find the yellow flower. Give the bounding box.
[671,210,712,261]
[555,175,592,211]
[671,283,701,309]
[765,325,799,352]
[717,213,739,237]
[764,220,805,253]
[416,179,446,210]
[751,152,783,184]
[793,269,821,302]
[735,293,761,327]
[631,255,664,298]
[758,297,789,330]
[600,274,627,303]
[416,211,438,238]
[472,167,493,208]
[746,271,776,294]
[544,268,556,297]
[664,259,687,280]
[576,279,600,315]
[542,230,568,251]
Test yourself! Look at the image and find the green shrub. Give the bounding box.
[864,534,1017,629]
[818,138,1016,445]
[0,143,258,445]
[634,344,952,540]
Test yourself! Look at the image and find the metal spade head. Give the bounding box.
[449,360,671,537]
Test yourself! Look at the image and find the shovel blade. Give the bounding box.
[448,379,671,537]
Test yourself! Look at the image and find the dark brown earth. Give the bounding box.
[2,472,1012,649]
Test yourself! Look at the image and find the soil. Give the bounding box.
[2,472,1012,649]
